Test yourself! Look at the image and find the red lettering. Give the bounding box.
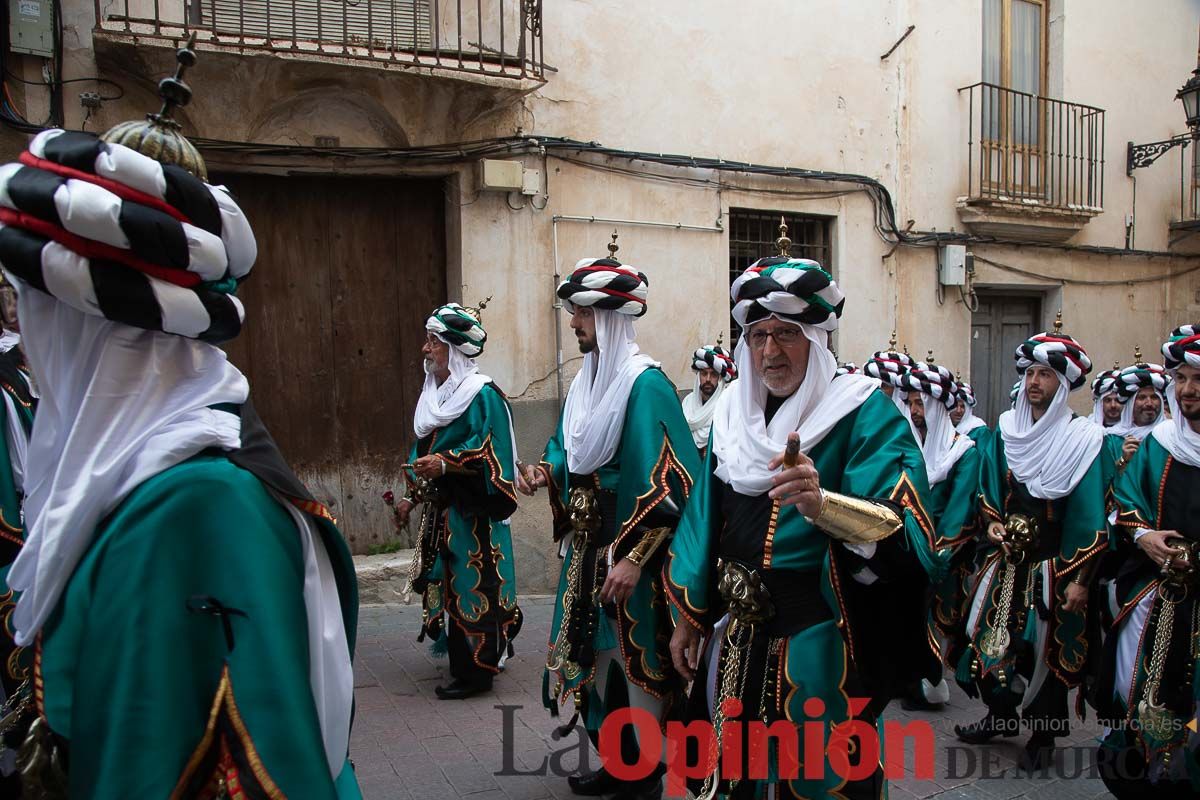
[883,719,936,779]
[664,720,716,799]
[598,707,662,782]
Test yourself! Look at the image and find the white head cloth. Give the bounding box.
[0,329,18,353]
[997,375,1104,500]
[903,395,974,486]
[1150,381,1200,467]
[1107,389,1165,441]
[413,338,489,439]
[712,321,877,496]
[1089,393,1115,426]
[682,373,725,449]
[561,309,657,475]
[956,405,988,435]
[6,283,248,644]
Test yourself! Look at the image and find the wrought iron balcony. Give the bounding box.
[957,82,1105,242]
[94,0,546,82]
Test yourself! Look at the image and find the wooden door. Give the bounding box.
[969,293,1041,424]
[215,172,446,552]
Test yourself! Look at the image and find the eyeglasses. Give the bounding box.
[746,327,804,350]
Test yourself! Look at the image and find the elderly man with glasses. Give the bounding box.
[664,243,938,800]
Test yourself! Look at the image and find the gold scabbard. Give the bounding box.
[810,491,902,545]
[624,526,671,568]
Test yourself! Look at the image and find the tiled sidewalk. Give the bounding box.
[350,599,1115,800]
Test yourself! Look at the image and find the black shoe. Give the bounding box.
[1019,734,1056,772]
[954,712,1020,744]
[434,678,492,700]
[567,768,618,796]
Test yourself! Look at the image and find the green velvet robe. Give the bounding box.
[408,382,521,671]
[959,433,1107,696]
[540,368,699,729]
[664,389,938,798]
[37,453,361,799]
[927,442,983,651]
[1097,436,1200,789]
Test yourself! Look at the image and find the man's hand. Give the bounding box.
[395,498,414,528]
[413,454,444,480]
[600,558,641,605]
[768,433,823,518]
[670,618,704,682]
[519,463,547,496]
[1138,529,1187,567]
[1063,581,1088,613]
[986,521,1005,544]
[1122,436,1140,462]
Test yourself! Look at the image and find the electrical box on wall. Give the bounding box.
[938,244,967,286]
[9,0,54,58]
[478,159,524,192]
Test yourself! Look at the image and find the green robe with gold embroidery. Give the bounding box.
[957,431,1106,716]
[927,442,983,660]
[1094,436,1200,792]
[664,389,938,799]
[409,382,521,681]
[34,443,360,798]
[540,367,699,733]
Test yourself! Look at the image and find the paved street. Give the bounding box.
[351,598,1114,800]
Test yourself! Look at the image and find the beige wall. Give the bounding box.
[3,0,1197,567]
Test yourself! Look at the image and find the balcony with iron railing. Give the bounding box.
[93,0,546,83]
[957,82,1105,243]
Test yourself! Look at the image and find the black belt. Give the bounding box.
[719,561,832,638]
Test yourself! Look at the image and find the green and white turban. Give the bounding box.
[426,303,486,357]
[692,344,737,382]
[729,257,843,331]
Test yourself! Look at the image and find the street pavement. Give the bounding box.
[350,597,1115,800]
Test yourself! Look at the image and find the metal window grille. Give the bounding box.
[726,209,832,343]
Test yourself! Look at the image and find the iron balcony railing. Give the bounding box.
[960,82,1105,212]
[94,0,545,81]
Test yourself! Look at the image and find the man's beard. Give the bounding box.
[700,385,717,401]
[577,337,595,354]
[1180,396,1200,421]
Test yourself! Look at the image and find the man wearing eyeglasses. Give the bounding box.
[664,254,937,800]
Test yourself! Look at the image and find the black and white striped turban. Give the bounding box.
[0,129,255,343]
[956,381,978,407]
[1115,362,1170,400]
[1162,324,1200,370]
[836,361,859,377]
[557,258,648,317]
[901,362,960,410]
[729,257,843,331]
[1014,331,1092,391]
[426,303,486,357]
[691,344,737,382]
[863,350,914,388]
[1090,368,1119,400]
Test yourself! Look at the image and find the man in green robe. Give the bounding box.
[393,302,522,700]
[899,359,981,711]
[682,342,737,460]
[952,381,991,447]
[0,61,360,798]
[954,322,1106,771]
[522,252,699,800]
[665,253,940,799]
[1093,324,1200,799]
[1102,359,1169,479]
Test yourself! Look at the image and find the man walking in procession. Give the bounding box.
[522,241,699,800]
[955,316,1107,771]
[1094,324,1200,799]
[0,46,360,797]
[665,241,939,800]
[393,302,523,700]
[682,340,737,458]
[900,357,981,712]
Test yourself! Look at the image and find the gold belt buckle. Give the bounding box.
[1001,512,1039,564]
[717,561,775,625]
[568,486,600,546]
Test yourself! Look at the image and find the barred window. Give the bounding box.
[727,209,832,343]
